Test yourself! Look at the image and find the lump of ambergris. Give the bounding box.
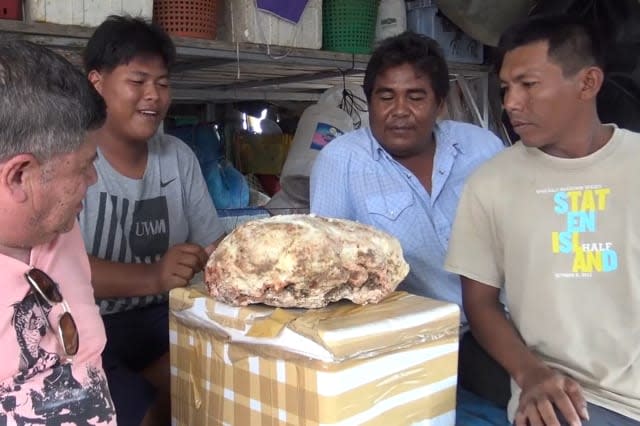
[205,214,409,308]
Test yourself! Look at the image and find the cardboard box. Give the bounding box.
[25,0,152,27]
[170,285,460,425]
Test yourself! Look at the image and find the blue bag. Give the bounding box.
[166,123,250,209]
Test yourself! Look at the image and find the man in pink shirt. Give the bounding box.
[0,40,117,424]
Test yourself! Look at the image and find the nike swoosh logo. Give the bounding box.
[160,178,176,188]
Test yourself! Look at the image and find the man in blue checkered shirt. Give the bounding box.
[311,32,504,323]
[310,31,510,423]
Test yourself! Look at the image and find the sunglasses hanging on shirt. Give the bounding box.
[25,268,79,357]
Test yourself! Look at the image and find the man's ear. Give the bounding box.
[579,66,604,101]
[88,70,103,94]
[0,154,38,203]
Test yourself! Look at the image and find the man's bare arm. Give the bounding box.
[89,242,209,298]
[462,276,588,426]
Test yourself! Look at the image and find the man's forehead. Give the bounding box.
[500,42,554,78]
[374,65,432,88]
[114,56,169,75]
[378,63,427,77]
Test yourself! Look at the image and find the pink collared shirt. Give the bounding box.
[0,222,116,424]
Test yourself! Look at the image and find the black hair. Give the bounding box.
[363,31,450,103]
[83,15,176,73]
[0,40,106,160]
[497,14,604,77]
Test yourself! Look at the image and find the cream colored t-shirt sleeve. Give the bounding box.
[444,175,504,288]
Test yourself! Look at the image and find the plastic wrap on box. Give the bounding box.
[169,285,460,425]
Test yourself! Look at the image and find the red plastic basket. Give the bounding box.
[153,0,218,40]
[0,0,22,20]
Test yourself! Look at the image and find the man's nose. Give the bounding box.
[391,97,410,116]
[502,86,523,113]
[144,83,159,100]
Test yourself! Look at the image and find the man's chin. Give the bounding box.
[519,137,542,148]
[381,139,420,155]
[58,219,77,235]
[134,122,162,141]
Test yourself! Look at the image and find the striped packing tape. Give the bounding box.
[170,317,459,425]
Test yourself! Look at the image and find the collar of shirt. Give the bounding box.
[366,121,464,201]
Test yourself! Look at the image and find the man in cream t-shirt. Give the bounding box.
[445,15,640,426]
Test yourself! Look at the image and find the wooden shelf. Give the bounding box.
[0,20,491,103]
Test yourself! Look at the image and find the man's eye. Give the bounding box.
[523,81,538,88]
[129,80,144,85]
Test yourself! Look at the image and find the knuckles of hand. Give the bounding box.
[516,371,585,426]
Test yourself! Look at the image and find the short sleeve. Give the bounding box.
[178,144,225,245]
[444,175,504,288]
